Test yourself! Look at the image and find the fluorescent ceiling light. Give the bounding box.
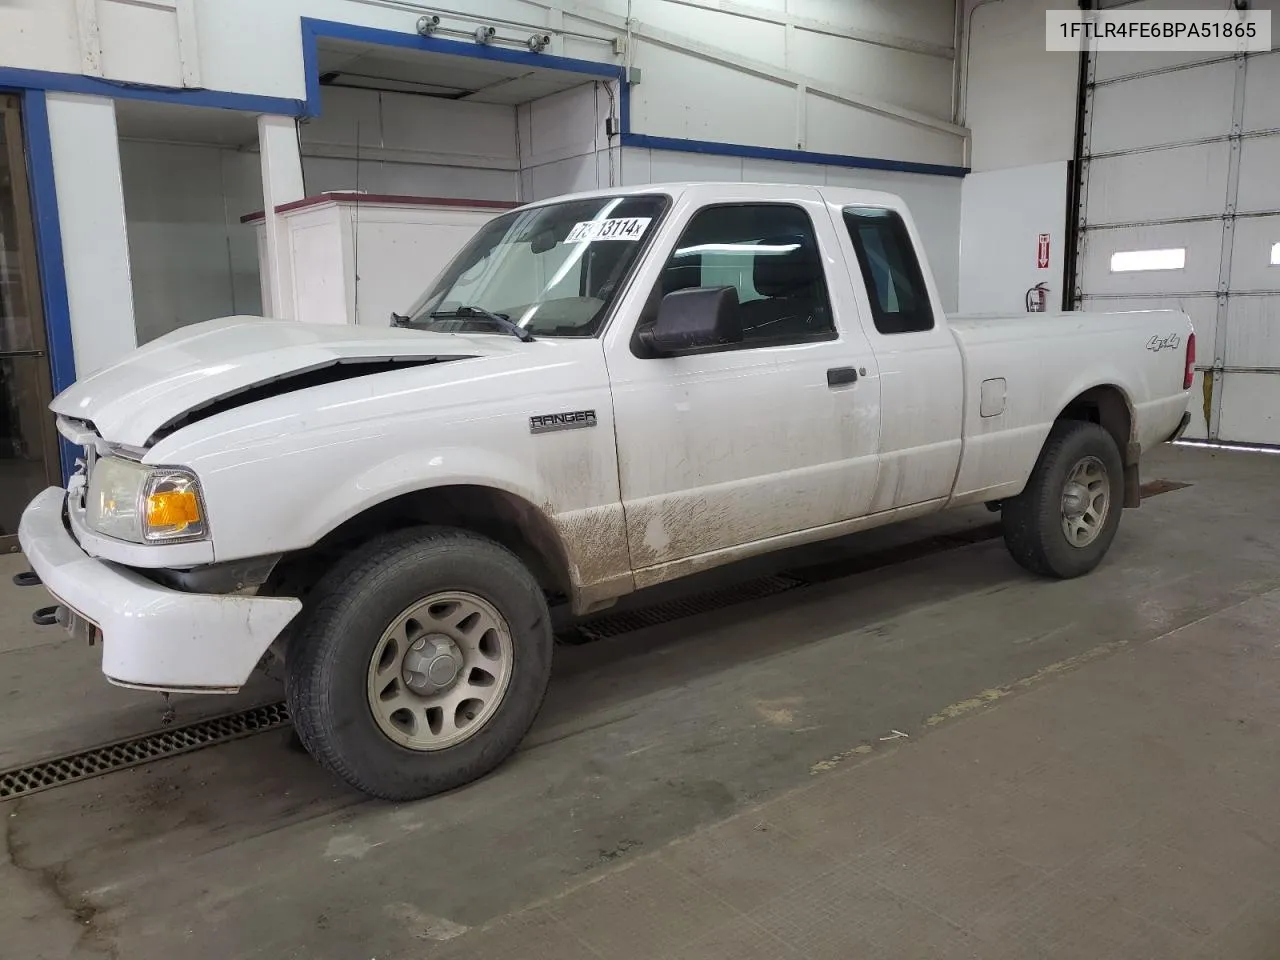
[1110,248,1185,272]
[1270,241,1280,266]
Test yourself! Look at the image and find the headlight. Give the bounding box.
[86,458,208,544]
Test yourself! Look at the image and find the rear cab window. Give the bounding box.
[842,206,934,335]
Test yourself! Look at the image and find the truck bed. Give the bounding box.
[944,308,1193,507]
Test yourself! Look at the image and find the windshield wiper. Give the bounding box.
[427,306,536,342]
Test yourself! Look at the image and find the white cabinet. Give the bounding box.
[245,193,514,326]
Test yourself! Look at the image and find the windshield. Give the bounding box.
[402,194,669,338]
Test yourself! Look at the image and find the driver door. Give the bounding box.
[603,191,883,581]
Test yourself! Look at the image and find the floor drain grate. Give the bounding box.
[0,701,290,801]
[561,574,807,644]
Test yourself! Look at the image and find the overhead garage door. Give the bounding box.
[1073,5,1280,445]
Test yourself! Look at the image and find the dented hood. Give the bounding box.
[52,315,516,448]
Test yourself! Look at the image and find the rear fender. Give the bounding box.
[1055,381,1140,508]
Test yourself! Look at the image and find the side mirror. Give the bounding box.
[640,286,741,355]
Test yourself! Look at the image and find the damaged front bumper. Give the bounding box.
[18,487,302,693]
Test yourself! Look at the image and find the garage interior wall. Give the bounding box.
[957,0,1280,446]
[518,83,618,201]
[117,106,264,346]
[174,0,967,168]
[5,0,973,376]
[300,86,521,201]
[300,80,618,204]
[1075,0,1280,446]
[956,0,1079,314]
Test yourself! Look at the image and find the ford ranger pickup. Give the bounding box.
[19,182,1194,800]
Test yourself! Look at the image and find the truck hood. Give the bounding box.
[52,316,518,448]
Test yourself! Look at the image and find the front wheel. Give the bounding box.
[285,527,553,801]
[1001,420,1125,579]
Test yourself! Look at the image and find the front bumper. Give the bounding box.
[18,487,302,693]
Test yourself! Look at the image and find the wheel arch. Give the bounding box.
[1055,383,1140,507]
[267,483,576,607]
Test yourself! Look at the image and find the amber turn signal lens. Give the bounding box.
[146,490,201,531]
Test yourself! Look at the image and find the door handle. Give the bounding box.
[826,366,858,387]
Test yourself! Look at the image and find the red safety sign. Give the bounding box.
[1037,233,1051,269]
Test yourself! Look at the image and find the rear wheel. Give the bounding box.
[1001,420,1124,579]
[285,527,553,801]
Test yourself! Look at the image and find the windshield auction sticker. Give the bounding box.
[566,217,652,242]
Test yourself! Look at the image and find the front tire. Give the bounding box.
[1001,420,1124,579]
[285,527,553,801]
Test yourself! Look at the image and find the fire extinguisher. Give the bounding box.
[1026,283,1049,313]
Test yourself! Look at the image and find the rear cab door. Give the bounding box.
[602,184,883,583]
[825,194,965,511]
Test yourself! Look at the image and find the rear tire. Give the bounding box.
[1001,420,1124,579]
[285,526,553,801]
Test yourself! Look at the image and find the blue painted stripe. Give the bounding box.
[621,133,969,178]
[19,90,78,481]
[301,18,324,119]
[0,65,302,116]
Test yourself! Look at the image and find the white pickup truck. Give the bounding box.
[20,182,1193,800]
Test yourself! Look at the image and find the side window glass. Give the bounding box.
[842,207,934,334]
[653,204,835,346]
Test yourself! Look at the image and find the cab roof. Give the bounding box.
[514,181,908,214]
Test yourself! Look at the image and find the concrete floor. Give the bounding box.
[2,444,1279,959]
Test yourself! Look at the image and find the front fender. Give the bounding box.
[314,444,552,539]
[147,339,623,589]
[308,445,633,607]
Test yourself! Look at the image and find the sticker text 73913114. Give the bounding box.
[566,218,652,243]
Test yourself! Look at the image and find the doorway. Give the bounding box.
[0,94,59,551]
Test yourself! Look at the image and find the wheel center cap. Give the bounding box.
[402,635,463,693]
[1062,482,1088,519]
